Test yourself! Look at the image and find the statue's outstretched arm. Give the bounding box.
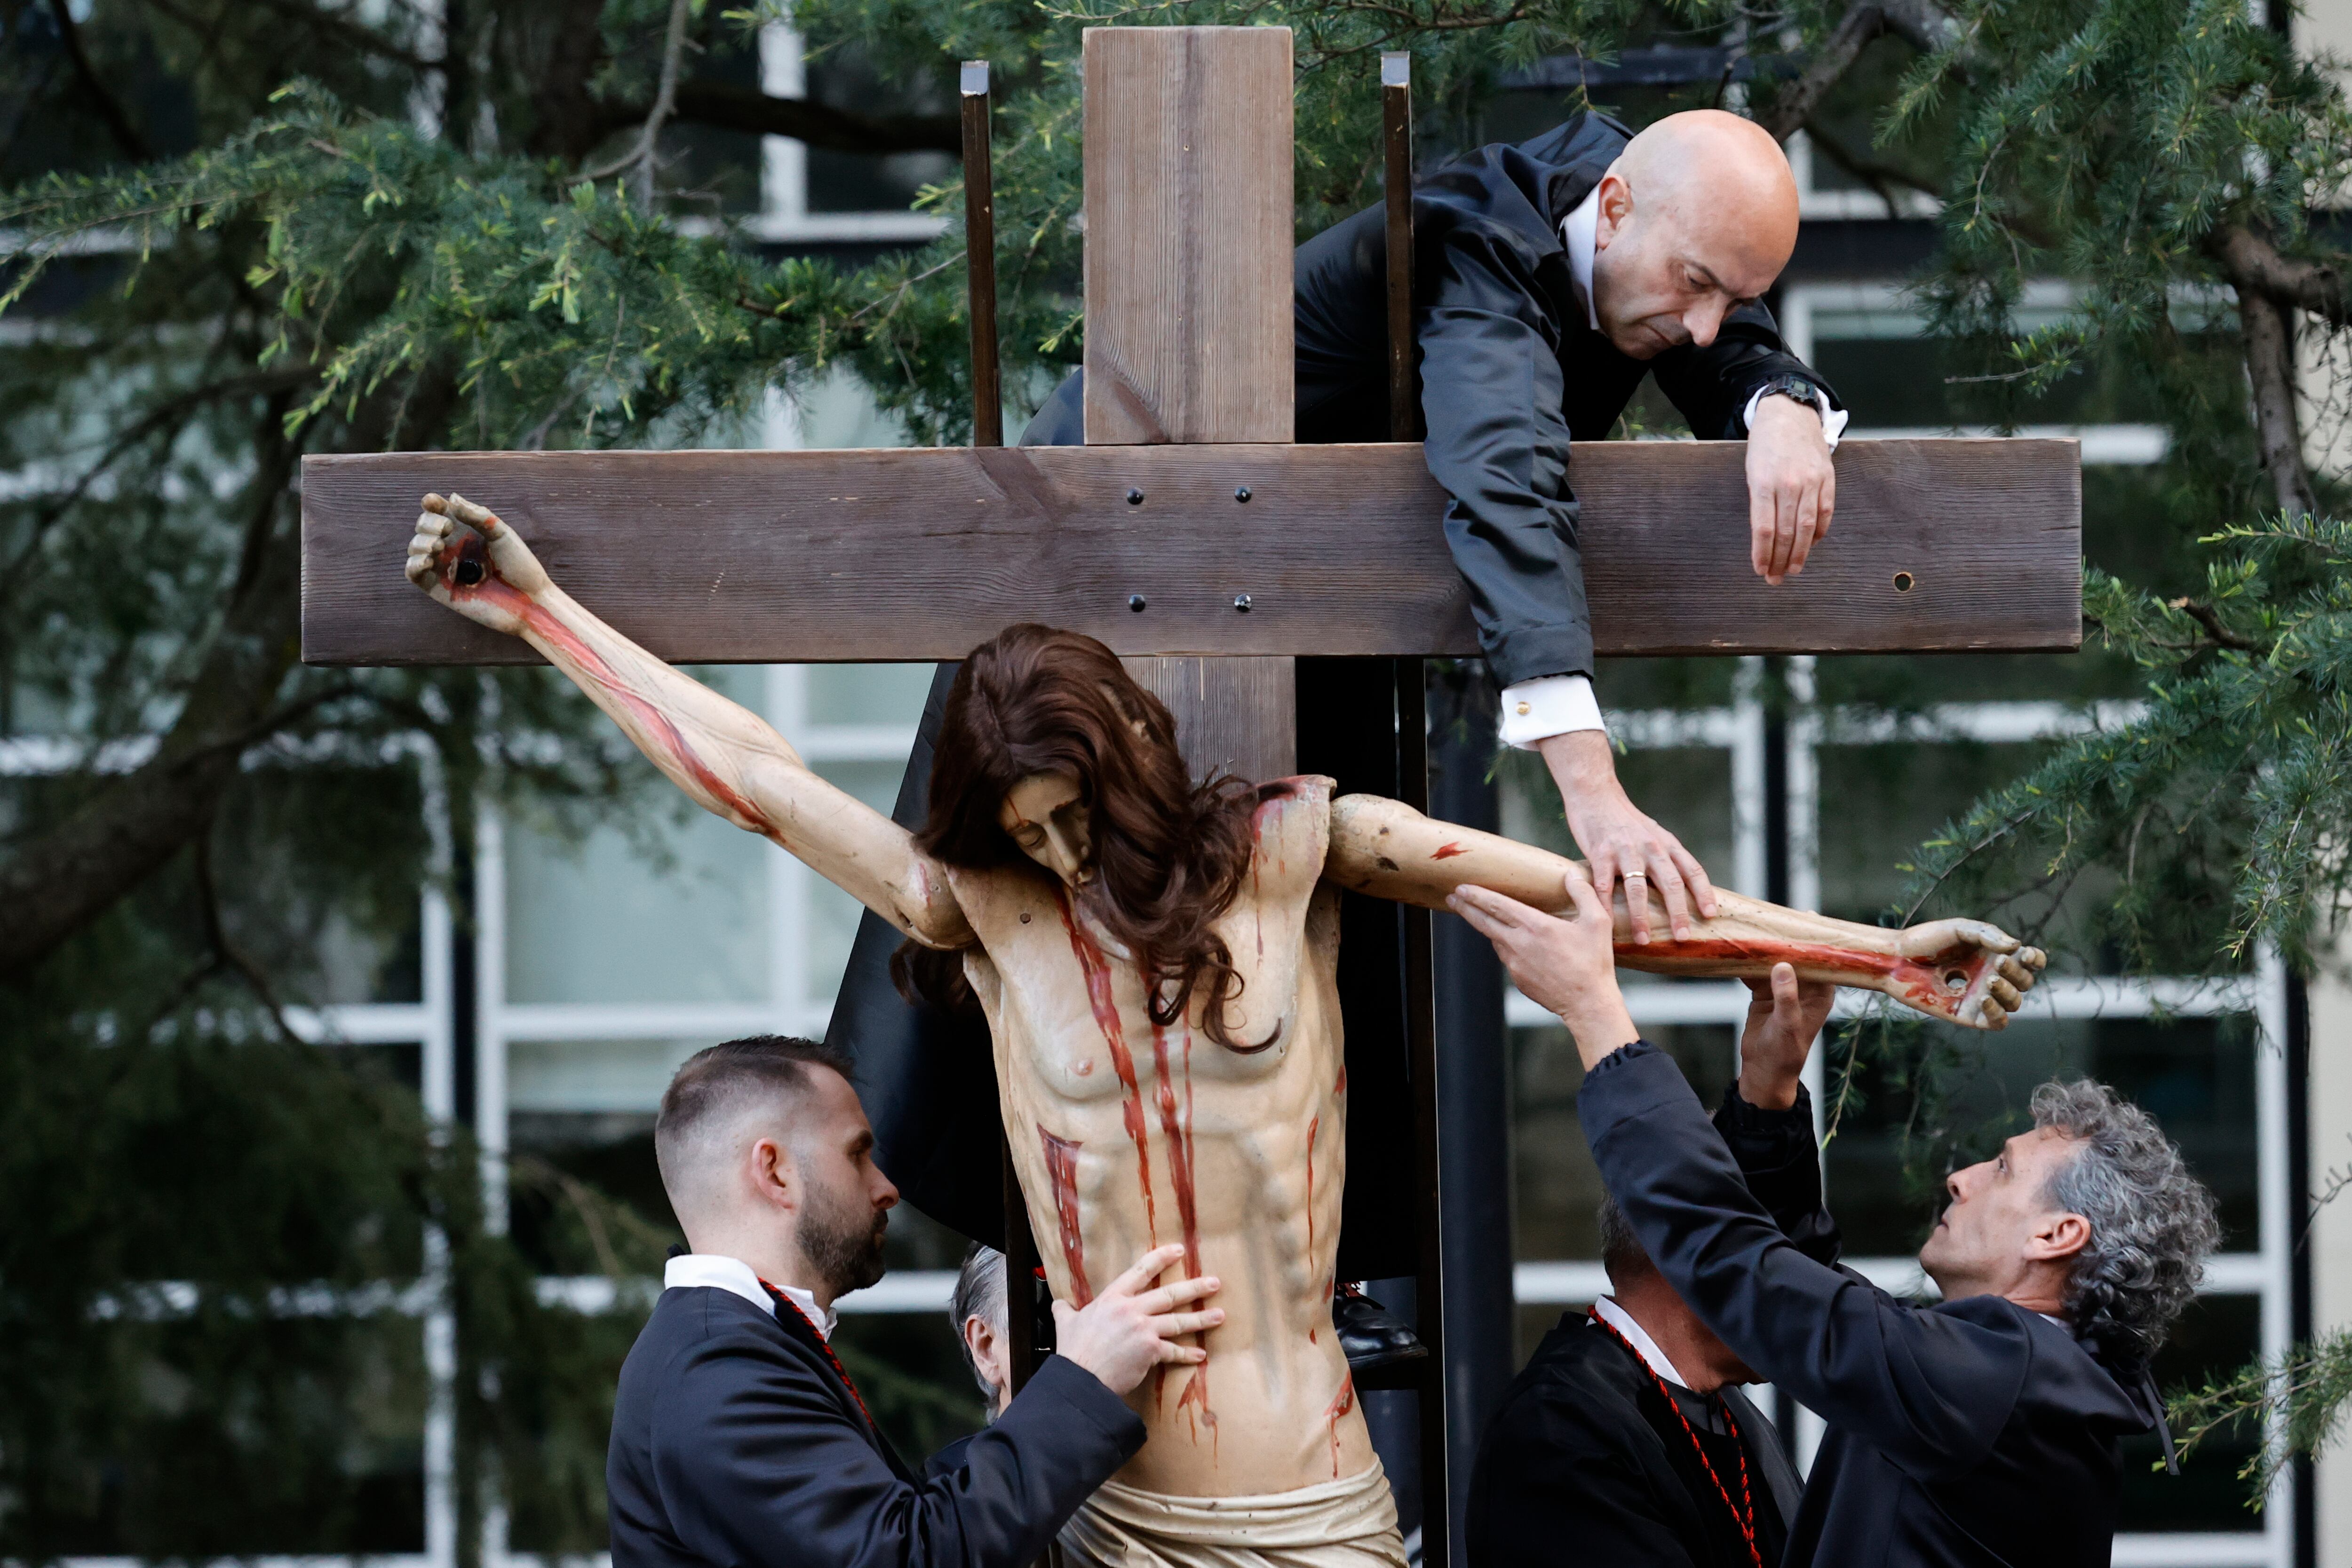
[405,495,972,951]
[1324,794,2043,1030]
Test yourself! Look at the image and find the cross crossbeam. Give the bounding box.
[299,436,2082,666]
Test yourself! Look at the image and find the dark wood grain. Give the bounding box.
[1124,656,1298,784]
[302,437,2082,665]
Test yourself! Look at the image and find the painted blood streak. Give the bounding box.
[1150,1018,1209,1424]
[1054,890,1158,1243]
[1037,1128,1091,1307]
[1323,1370,1357,1478]
[495,583,781,842]
[1623,934,1985,1020]
[1430,842,1469,860]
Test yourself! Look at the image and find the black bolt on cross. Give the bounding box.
[1129,594,1148,612]
[1234,486,1252,502]
[1232,593,1253,613]
[1126,488,1145,506]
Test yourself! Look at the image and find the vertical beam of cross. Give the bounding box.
[1083,26,1298,784]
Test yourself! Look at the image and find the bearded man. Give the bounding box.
[1452,882,2222,1568]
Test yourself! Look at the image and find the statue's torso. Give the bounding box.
[951,776,1369,1498]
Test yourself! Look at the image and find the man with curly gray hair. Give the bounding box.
[1446,873,2223,1568]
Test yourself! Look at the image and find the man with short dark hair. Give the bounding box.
[1469,1193,1799,1566]
[607,1035,1226,1568]
[1448,880,2223,1568]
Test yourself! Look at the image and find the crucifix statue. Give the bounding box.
[400,488,2045,1564]
[301,24,2081,1566]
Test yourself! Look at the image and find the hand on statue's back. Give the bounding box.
[1051,1243,1224,1396]
[403,491,551,638]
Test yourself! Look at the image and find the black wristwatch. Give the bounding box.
[1756,374,1825,416]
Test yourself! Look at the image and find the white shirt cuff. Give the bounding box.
[1743,385,1849,451]
[1498,675,1606,749]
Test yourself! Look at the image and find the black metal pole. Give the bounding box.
[1430,666,1511,1568]
[961,60,1002,448]
[1381,52,1417,442]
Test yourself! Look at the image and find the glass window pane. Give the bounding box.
[805,664,935,727]
[508,1037,712,1115]
[505,810,769,1005]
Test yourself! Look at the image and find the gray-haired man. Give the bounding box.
[1448,876,2223,1568]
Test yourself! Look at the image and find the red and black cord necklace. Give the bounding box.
[761,1279,879,1432]
[1589,1306,1764,1568]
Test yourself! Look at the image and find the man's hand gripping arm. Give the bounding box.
[1324,793,2045,1030]
[405,494,972,950]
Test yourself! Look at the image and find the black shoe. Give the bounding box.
[1335,1282,1428,1373]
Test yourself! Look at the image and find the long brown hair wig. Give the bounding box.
[892,624,1266,1046]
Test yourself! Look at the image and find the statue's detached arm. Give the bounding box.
[405,494,973,950]
[1323,794,2043,1030]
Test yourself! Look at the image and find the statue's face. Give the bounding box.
[998,772,1094,886]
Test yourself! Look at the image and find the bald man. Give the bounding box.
[1023,109,1838,947]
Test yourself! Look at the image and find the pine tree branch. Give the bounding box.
[48,0,153,162]
[2167,597,2265,653]
[581,0,693,206]
[2211,223,2352,330]
[2238,287,2319,519]
[1757,1,1890,143]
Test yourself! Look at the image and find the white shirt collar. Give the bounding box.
[663,1252,836,1339]
[1560,187,1602,334]
[1594,1295,1689,1388]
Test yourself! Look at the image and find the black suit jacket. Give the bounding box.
[1295,111,1838,688]
[1581,1045,2161,1568]
[1469,1311,1797,1568]
[607,1286,1144,1568]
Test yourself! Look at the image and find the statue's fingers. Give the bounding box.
[1958,919,2019,954]
[1988,976,2023,1010]
[1996,954,2036,990]
[2019,946,2048,972]
[441,491,505,536]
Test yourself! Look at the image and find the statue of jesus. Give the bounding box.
[405,493,2045,1568]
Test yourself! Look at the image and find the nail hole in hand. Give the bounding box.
[454,560,485,587]
[1943,969,1968,993]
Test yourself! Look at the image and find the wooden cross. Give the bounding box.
[299,27,2080,1559]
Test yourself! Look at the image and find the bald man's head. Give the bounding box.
[1588,110,1799,360]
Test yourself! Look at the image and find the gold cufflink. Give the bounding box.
[1516,701,1531,715]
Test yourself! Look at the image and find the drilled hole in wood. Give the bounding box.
[1893,570,1916,594]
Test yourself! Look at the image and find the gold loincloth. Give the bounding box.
[1055,1457,1408,1568]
